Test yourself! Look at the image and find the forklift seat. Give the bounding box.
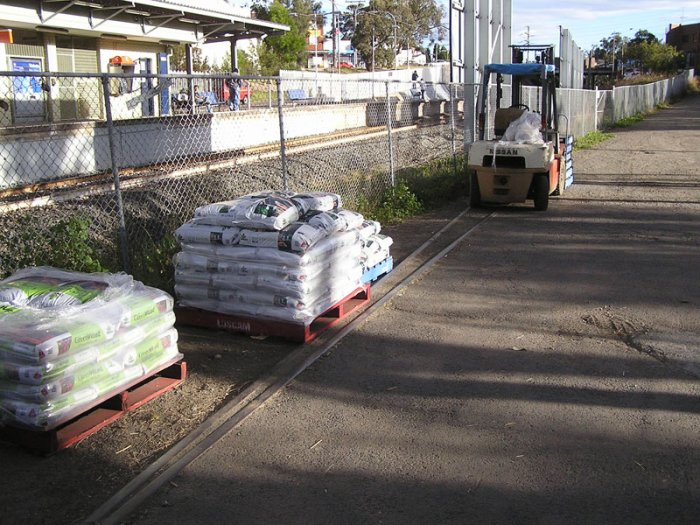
[494,107,526,137]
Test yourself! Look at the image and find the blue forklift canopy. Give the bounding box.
[484,63,556,76]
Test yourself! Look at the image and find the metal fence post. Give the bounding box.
[276,78,289,191]
[611,85,616,123]
[101,75,130,273]
[385,81,395,187]
[594,87,599,131]
[449,83,458,175]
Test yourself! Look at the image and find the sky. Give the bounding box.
[323,0,700,53]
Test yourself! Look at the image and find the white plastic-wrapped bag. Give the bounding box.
[177,277,362,325]
[194,191,306,231]
[503,111,544,144]
[292,192,342,212]
[175,248,360,283]
[357,220,381,240]
[337,210,364,231]
[181,229,361,267]
[302,211,347,234]
[238,222,329,254]
[362,234,394,268]
[175,221,240,245]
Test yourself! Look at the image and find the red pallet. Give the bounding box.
[175,285,371,343]
[0,358,187,455]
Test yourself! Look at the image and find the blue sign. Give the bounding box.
[11,58,43,94]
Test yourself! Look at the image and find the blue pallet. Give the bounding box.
[563,135,574,188]
[362,256,394,284]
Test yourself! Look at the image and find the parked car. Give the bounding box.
[223,81,252,106]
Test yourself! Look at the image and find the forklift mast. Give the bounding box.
[509,44,555,121]
[478,44,559,140]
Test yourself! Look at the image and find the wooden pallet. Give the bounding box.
[0,358,187,455]
[175,285,371,344]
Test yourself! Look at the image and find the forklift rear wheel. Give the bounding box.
[533,174,549,211]
[469,171,481,208]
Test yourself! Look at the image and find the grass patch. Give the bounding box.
[614,113,646,128]
[574,131,614,150]
[687,77,700,94]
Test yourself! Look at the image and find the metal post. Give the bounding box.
[101,75,130,273]
[385,81,395,187]
[331,0,337,72]
[449,83,458,175]
[594,86,599,131]
[276,79,289,191]
[185,44,195,115]
[268,80,272,109]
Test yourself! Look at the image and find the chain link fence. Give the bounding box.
[0,69,692,288]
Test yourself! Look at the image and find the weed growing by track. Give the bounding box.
[354,155,467,224]
[574,131,614,150]
[614,113,646,127]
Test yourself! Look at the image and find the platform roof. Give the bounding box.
[1,0,288,44]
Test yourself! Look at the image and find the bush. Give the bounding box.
[370,181,423,224]
[0,215,108,278]
[398,156,467,209]
[129,231,179,295]
[41,217,104,273]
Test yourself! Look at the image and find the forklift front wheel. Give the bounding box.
[533,174,549,211]
[469,171,481,208]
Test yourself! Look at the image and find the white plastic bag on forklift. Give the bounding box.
[503,111,544,144]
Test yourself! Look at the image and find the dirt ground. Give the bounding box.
[1,94,699,525]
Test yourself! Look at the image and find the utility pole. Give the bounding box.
[332,0,337,71]
[347,3,364,68]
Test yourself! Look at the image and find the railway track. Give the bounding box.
[85,205,495,525]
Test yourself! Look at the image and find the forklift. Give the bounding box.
[467,44,573,211]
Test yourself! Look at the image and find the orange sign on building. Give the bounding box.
[0,29,13,44]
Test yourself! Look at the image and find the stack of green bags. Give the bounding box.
[0,267,180,430]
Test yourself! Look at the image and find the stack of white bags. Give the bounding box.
[0,267,180,430]
[174,191,392,325]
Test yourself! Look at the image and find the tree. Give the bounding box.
[349,0,443,71]
[169,44,211,72]
[251,0,308,74]
[594,32,626,68]
[434,43,449,61]
[634,41,683,73]
[212,50,258,75]
[630,29,658,45]
[593,29,682,75]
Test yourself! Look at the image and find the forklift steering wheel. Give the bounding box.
[510,103,529,111]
